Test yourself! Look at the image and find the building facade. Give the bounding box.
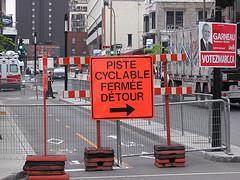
[69,0,88,32]
[16,0,69,56]
[67,32,88,56]
[0,0,6,16]
[0,0,6,34]
[143,0,215,46]
[87,0,145,55]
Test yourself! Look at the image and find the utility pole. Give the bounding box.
[64,14,68,91]
[34,32,37,76]
[212,0,222,148]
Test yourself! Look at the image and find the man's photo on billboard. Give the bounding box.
[200,23,212,51]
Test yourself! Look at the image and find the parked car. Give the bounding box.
[53,67,65,79]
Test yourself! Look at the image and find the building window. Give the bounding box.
[75,6,87,12]
[128,34,132,47]
[72,38,76,44]
[144,15,149,32]
[150,12,156,29]
[198,11,208,21]
[71,48,76,55]
[166,11,183,29]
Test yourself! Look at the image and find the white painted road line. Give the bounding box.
[47,138,64,145]
[70,171,240,179]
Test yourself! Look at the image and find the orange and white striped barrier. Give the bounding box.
[57,56,90,65]
[57,54,186,65]
[153,54,186,62]
[154,87,192,96]
[62,87,192,98]
[63,90,90,98]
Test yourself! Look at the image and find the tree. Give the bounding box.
[0,19,16,52]
[144,44,170,55]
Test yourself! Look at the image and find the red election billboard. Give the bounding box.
[199,22,237,68]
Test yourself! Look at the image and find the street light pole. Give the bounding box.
[34,32,37,76]
[33,32,39,99]
[64,14,68,91]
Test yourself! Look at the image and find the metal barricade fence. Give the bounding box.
[68,78,90,91]
[0,99,230,163]
[0,104,118,160]
[121,99,230,159]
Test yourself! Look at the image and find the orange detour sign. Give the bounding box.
[90,55,154,120]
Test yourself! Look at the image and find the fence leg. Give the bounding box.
[208,100,212,143]
[163,102,166,131]
[180,95,184,136]
[97,120,101,149]
[116,120,122,167]
[35,77,39,100]
[224,100,232,154]
[212,101,221,148]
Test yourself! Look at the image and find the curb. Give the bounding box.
[203,145,240,162]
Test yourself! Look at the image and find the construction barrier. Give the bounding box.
[153,53,187,62]
[0,99,230,163]
[56,54,186,65]
[154,144,185,168]
[57,56,90,65]
[0,54,230,172]
[152,52,187,168]
[23,155,69,179]
[84,147,114,171]
[154,87,192,96]
[62,87,192,98]
[63,90,90,98]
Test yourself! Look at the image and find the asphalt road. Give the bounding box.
[1,80,240,180]
[229,104,240,146]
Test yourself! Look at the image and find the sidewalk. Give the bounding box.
[0,160,25,180]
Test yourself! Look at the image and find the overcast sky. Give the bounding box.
[6,0,16,22]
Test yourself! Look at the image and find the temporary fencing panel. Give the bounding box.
[0,99,230,162]
[121,99,229,157]
[0,104,118,160]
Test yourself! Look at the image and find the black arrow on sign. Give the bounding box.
[110,104,135,116]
